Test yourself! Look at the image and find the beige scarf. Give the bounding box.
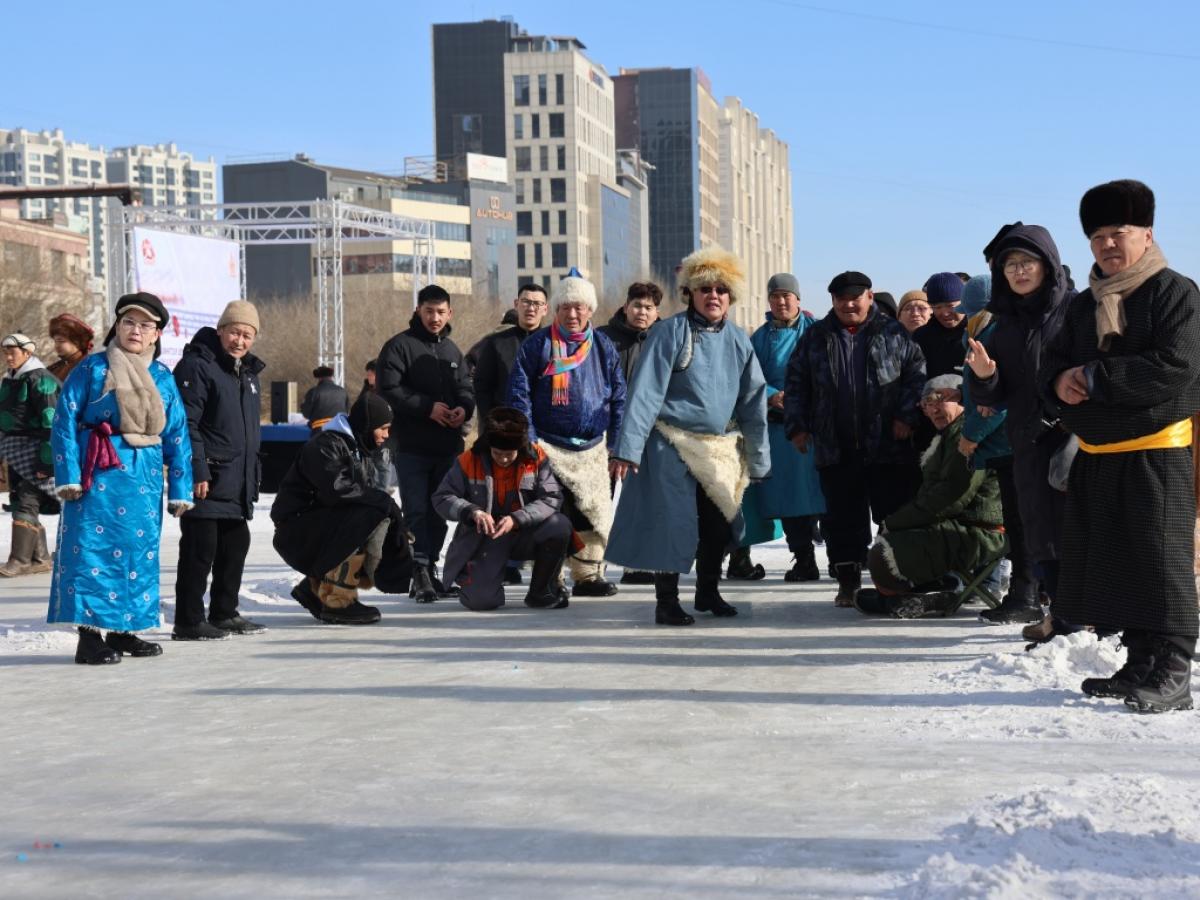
[104,343,165,447]
[1090,242,1168,351]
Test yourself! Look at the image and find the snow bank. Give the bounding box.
[939,632,1127,693]
[0,621,75,654]
[902,775,1200,898]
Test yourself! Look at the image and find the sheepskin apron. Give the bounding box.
[654,422,749,523]
[539,440,612,541]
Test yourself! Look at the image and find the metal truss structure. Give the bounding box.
[108,199,437,384]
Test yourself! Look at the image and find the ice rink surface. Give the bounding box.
[3,501,1200,898]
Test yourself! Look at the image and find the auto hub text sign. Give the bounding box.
[132,227,241,369]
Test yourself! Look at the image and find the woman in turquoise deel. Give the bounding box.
[732,274,826,582]
[47,292,193,665]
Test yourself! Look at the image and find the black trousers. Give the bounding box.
[781,515,817,557]
[656,484,731,598]
[175,517,251,626]
[992,457,1036,601]
[818,458,919,567]
[8,469,43,525]
[394,452,453,566]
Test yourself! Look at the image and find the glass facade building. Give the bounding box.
[433,20,522,162]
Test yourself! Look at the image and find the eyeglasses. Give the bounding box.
[920,392,960,408]
[1003,258,1041,275]
[696,284,730,296]
[118,317,159,334]
[517,299,546,309]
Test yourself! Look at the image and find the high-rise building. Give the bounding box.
[613,67,721,285]
[0,128,109,281]
[106,143,217,210]
[433,19,523,162]
[719,98,793,331]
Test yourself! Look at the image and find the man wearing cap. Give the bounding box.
[854,374,1005,618]
[1040,179,1200,713]
[508,271,625,597]
[785,271,926,605]
[171,301,267,640]
[0,333,60,576]
[733,273,825,583]
[47,313,94,383]
[914,273,968,379]
[301,365,349,430]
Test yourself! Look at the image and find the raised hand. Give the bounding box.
[965,337,997,379]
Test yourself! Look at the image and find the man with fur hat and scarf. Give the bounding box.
[47,313,94,383]
[271,391,413,625]
[507,269,626,597]
[433,407,572,611]
[606,247,770,625]
[0,333,60,577]
[1039,179,1200,713]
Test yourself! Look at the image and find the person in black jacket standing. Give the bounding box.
[598,281,662,385]
[171,301,266,640]
[301,366,349,428]
[377,284,475,602]
[473,283,548,424]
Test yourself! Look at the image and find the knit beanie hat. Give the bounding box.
[924,273,965,306]
[485,407,530,451]
[897,290,928,316]
[348,391,393,444]
[218,300,260,333]
[552,268,598,313]
[959,274,992,317]
[48,313,95,350]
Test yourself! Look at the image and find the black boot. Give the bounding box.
[503,566,523,585]
[291,578,323,620]
[105,631,163,657]
[653,573,693,626]
[525,543,570,609]
[429,562,459,597]
[1082,633,1155,698]
[784,545,820,583]
[890,591,960,619]
[979,591,1043,626]
[852,587,893,616]
[726,547,765,581]
[410,564,439,604]
[1124,636,1194,713]
[832,562,862,607]
[172,621,232,641]
[694,575,738,617]
[210,615,267,635]
[319,600,381,625]
[75,627,120,665]
[620,570,655,584]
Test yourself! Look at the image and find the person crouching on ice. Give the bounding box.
[271,392,413,625]
[854,374,1007,618]
[433,407,572,611]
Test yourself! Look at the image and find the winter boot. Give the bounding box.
[0,519,38,577]
[832,562,862,607]
[1124,637,1194,714]
[503,565,524,586]
[852,588,893,616]
[429,562,459,597]
[319,599,381,625]
[620,569,655,585]
[291,578,324,620]
[75,627,120,665]
[105,631,163,657]
[890,591,960,619]
[410,563,439,604]
[1082,633,1155,699]
[694,575,738,617]
[653,573,694,626]
[524,544,570,609]
[979,591,1043,626]
[172,621,232,641]
[28,523,52,574]
[784,546,821,583]
[210,615,267,635]
[726,547,765,581]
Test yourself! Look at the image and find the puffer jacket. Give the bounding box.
[783,306,926,469]
[506,325,626,452]
[172,327,264,519]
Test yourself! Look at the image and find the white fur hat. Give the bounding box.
[551,273,598,313]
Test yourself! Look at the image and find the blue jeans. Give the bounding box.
[394,452,453,566]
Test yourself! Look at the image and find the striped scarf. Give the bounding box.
[543,322,592,406]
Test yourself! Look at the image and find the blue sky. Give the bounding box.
[5,0,1199,311]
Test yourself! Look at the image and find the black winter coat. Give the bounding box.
[969,225,1074,562]
[472,325,535,424]
[913,317,967,378]
[598,309,654,384]
[172,327,264,519]
[784,307,926,469]
[301,380,349,424]
[376,315,475,457]
[270,421,404,579]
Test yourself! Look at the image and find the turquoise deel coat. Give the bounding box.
[47,353,193,632]
[606,311,770,573]
[741,312,826,546]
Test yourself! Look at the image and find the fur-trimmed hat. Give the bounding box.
[48,312,95,350]
[551,268,598,312]
[484,406,530,451]
[1079,180,1155,236]
[678,246,747,305]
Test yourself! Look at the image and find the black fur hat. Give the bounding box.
[1079,180,1155,236]
[485,407,530,451]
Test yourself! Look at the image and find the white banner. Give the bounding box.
[132,227,242,369]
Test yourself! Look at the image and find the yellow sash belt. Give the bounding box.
[1077,418,1193,455]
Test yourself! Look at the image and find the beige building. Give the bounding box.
[106,143,217,210]
[503,34,617,290]
[719,98,793,331]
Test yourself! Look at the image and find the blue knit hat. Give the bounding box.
[959,274,992,317]
[923,272,965,306]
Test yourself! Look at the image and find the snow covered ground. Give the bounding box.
[3,500,1200,898]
